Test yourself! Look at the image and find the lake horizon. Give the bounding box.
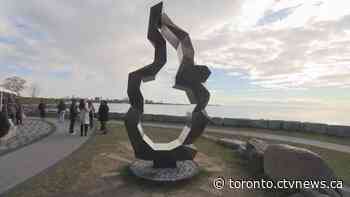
[93,103,350,126]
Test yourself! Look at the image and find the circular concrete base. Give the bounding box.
[129,160,199,182]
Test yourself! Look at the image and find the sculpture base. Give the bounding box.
[153,159,177,168]
[130,160,199,182]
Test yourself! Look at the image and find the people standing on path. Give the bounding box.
[79,99,90,137]
[57,100,67,123]
[98,100,109,135]
[87,100,95,129]
[69,99,79,135]
[38,100,46,119]
[15,100,24,125]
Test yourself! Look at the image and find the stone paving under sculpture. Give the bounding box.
[124,2,211,180]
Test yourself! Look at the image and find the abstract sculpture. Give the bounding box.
[125,2,211,181]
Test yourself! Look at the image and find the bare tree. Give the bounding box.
[29,83,41,98]
[2,76,27,96]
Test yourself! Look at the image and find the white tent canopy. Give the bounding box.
[0,87,17,95]
[0,87,17,111]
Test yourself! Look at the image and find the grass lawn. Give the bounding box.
[4,123,281,197]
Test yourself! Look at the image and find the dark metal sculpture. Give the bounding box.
[125,2,211,170]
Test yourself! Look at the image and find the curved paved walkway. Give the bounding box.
[117,121,350,154]
[0,118,91,195]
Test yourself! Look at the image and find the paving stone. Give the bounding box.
[0,119,53,154]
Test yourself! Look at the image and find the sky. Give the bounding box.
[0,0,350,111]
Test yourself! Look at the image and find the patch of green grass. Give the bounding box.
[117,165,132,177]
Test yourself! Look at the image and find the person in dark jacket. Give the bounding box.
[57,100,67,123]
[87,100,95,129]
[98,100,109,134]
[15,100,24,125]
[69,99,79,135]
[38,100,46,119]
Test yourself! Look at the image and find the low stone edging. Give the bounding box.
[27,112,350,138]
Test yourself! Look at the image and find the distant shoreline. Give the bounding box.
[92,101,221,107]
[18,96,220,106]
[25,111,350,138]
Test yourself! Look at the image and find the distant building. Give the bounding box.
[94,97,102,102]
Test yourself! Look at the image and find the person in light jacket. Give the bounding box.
[79,99,90,136]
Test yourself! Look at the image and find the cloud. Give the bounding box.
[256,4,302,26]
[195,0,350,90]
[0,0,242,102]
[0,0,350,109]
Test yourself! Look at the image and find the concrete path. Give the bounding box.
[0,119,91,195]
[116,121,350,154]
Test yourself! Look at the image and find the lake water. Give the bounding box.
[94,103,350,126]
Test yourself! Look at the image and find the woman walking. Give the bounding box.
[79,99,90,136]
[87,100,95,129]
[98,100,109,135]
